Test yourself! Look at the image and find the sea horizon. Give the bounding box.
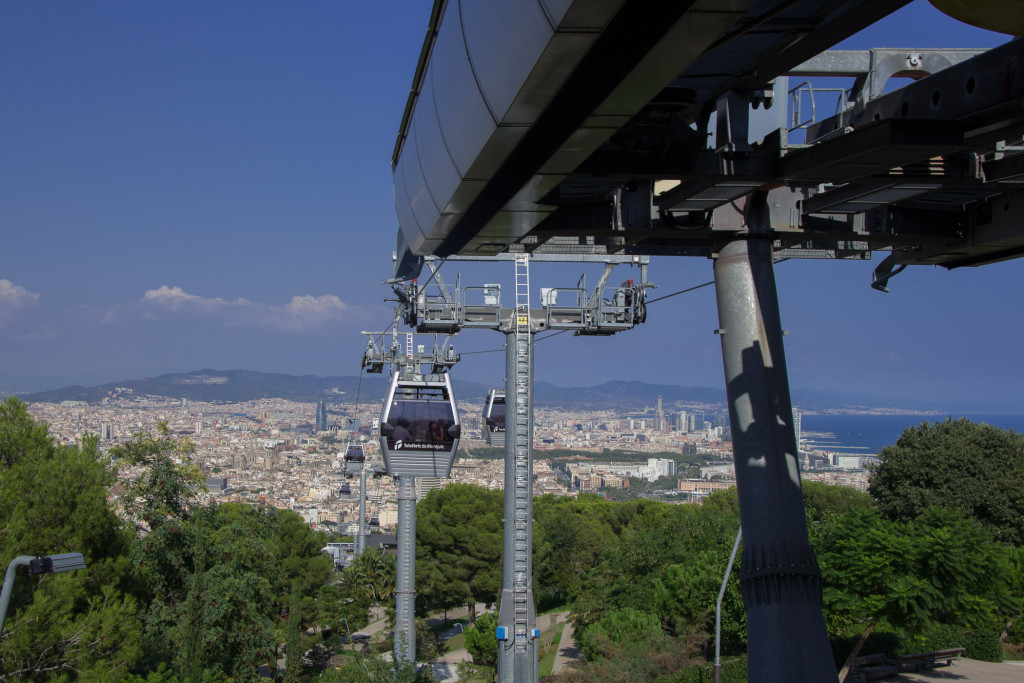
[799,412,1024,455]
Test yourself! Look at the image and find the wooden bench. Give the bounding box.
[846,653,901,682]
[894,647,965,672]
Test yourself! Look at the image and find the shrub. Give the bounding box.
[544,633,703,683]
[829,623,1004,667]
[463,612,498,668]
[578,607,662,661]
[919,624,1003,662]
[667,655,746,683]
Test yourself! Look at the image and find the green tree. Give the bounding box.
[1000,546,1024,643]
[112,422,205,531]
[311,582,371,634]
[415,485,503,623]
[813,505,1012,678]
[567,499,738,642]
[119,433,279,683]
[136,503,277,680]
[578,607,663,661]
[868,418,1024,545]
[0,397,141,679]
[533,495,620,609]
[462,611,498,668]
[651,551,745,651]
[343,547,396,605]
[272,509,333,611]
[286,581,302,682]
[316,653,437,682]
[802,480,874,522]
[414,617,446,663]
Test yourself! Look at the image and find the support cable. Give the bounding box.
[353,366,364,424]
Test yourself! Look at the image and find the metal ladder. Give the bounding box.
[512,255,531,650]
[356,468,367,555]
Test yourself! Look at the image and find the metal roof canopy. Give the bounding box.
[391,0,1024,287]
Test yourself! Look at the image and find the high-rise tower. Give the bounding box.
[315,400,328,432]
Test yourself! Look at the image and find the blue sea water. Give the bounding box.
[799,413,1024,455]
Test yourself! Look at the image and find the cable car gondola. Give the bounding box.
[379,372,460,478]
[344,444,365,476]
[369,516,380,528]
[339,483,352,496]
[482,389,506,448]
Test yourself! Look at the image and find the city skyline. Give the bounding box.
[2,2,1022,410]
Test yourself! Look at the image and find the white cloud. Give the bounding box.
[143,285,239,312]
[140,286,350,331]
[100,305,120,324]
[0,279,41,327]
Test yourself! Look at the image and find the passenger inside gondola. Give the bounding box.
[392,417,413,441]
[386,399,455,449]
[428,421,446,442]
[489,407,505,431]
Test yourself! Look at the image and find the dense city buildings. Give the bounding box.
[24,394,868,537]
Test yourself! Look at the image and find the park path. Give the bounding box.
[432,647,472,683]
[352,615,389,638]
[550,617,580,675]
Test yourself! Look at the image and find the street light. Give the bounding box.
[0,553,87,637]
[339,617,371,678]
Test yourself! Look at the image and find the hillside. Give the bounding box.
[12,368,993,413]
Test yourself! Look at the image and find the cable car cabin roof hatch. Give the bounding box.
[379,373,461,478]
[483,389,506,448]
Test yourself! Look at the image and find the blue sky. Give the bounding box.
[1,1,1020,410]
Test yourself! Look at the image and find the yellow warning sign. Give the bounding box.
[517,316,528,326]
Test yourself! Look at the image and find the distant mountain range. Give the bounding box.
[12,369,727,409]
[7,368,1010,414]
[14,369,390,405]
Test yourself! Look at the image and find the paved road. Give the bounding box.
[885,658,1024,682]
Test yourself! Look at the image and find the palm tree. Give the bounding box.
[343,547,396,603]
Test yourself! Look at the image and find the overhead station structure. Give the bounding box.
[389,1,1024,682]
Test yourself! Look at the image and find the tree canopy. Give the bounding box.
[812,504,1017,675]
[415,484,503,622]
[4,398,1021,681]
[869,418,1024,545]
[0,398,365,681]
[0,397,140,679]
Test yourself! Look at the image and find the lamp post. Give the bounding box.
[0,553,87,637]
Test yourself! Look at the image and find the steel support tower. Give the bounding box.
[713,235,835,682]
[497,256,538,683]
[395,474,417,664]
[382,254,648,683]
